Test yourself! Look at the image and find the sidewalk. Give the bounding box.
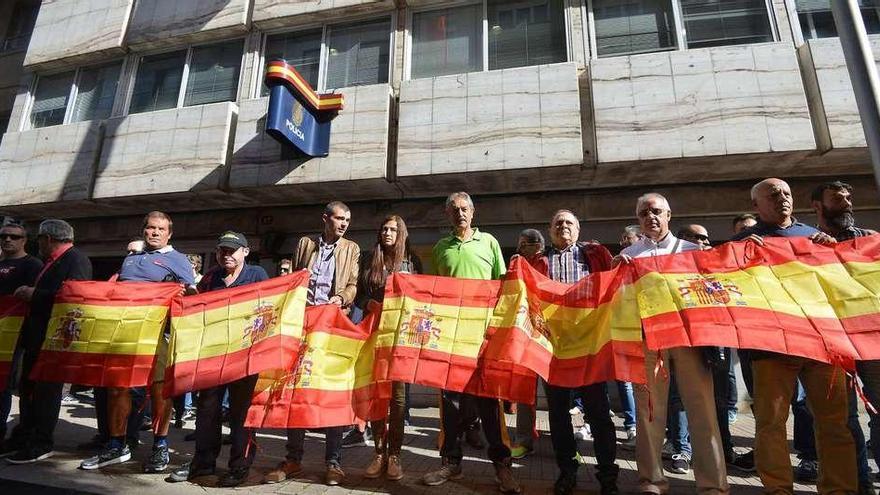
[0,394,870,494]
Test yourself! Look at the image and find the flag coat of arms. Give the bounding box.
[30,281,180,387]
[164,271,309,397]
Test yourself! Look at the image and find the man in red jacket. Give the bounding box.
[543,209,619,495]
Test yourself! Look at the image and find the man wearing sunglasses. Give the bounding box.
[0,222,43,453]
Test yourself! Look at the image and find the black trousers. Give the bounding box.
[16,348,63,449]
[711,350,734,459]
[193,375,258,471]
[545,382,618,479]
[440,391,509,464]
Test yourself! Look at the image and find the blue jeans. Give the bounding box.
[792,380,817,461]
[616,381,636,429]
[667,375,692,456]
[858,360,880,467]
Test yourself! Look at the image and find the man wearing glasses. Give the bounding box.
[0,221,43,453]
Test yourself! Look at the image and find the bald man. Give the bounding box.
[731,178,854,495]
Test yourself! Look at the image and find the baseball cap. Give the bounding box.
[217,231,248,249]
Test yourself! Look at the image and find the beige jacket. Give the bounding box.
[293,235,360,306]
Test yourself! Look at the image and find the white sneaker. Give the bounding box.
[568,407,580,415]
[574,425,591,440]
[620,428,636,450]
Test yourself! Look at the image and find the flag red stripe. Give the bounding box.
[385,273,501,308]
[30,351,156,387]
[246,383,390,429]
[0,296,26,317]
[54,281,182,307]
[0,361,10,393]
[164,334,302,397]
[171,271,308,316]
[509,261,628,309]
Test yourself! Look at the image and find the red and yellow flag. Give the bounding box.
[246,304,389,429]
[376,273,537,403]
[0,296,26,391]
[164,271,309,397]
[30,281,180,387]
[483,258,645,389]
[633,236,880,365]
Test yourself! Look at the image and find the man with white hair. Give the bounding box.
[614,193,729,495]
[732,178,855,494]
[4,219,92,464]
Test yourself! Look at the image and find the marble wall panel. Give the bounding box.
[92,102,236,198]
[397,62,583,176]
[229,83,391,188]
[24,0,132,68]
[0,121,102,205]
[126,0,250,50]
[804,37,880,149]
[592,42,815,163]
[252,0,394,30]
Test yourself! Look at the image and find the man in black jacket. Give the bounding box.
[3,219,92,464]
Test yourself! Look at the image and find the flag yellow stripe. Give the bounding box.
[44,303,168,355]
[291,331,367,391]
[636,260,880,320]
[0,315,23,361]
[170,286,307,363]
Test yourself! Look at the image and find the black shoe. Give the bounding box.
[167,462,215,483]
[794,458,818,482]
[173,419,184,429]
[143,445,170,473]
[0,438,21,458]
[80,445,131,469]
[218,467,249,487]
[596,465,620,495]
[7,445,53,464]
[140,417,152,431]
[553,472,577,495]
[341,428,366,449]
[667,453,691,474]
[184,432,196,441]
[727,450,756,473]
[464,428,484,449]
[76,435,108,451]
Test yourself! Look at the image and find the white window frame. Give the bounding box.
[404,0,573,81]
[123,38,247,117]
[791,1,880,43]
[586,0,779,60]
[256,13,396,99]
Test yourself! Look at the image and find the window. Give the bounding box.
[1,1,39,53]
[184,40,244,106]
[325,19,391,89]
[130,40,243,115]
[263,18,391,95]
[72,63,122,123]
[30,72,74,128]
[488,0,568,69]
[411,5,483,78]
[410,0,568,79]
[592,0,678,57]
[265,29,323,92]
[797,0,880,39]
[681,0,774,48]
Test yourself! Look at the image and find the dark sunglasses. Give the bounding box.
[692,234,710,242]
[0,234,24,240]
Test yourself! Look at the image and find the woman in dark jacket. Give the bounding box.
[358,215,421,481]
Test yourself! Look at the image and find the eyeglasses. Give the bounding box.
[692,234,710,242]
[0,234,24,240]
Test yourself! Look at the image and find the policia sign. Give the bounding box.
[264,60,344,157]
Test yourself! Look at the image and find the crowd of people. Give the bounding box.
[0,177,877,495]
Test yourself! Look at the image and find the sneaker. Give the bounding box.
[182,409,196,421]
[167,461,215,483]
[325,463,345,486]
[386,454,403,481]
[423,461,464,486]
[80,445,131,470]
[341,428,366,449]
[568,407,581,415]
[859,483,877,495]
[794,458,818,482]
[667,452,691,474]
[464,428,484,449]
[264,460,302,484]
[660,441,675,460]
[173,419,184,429]
[143,445,170,473]
[553,472,577,495]
[620,428,636,450]
[494,461,522,494]
[7,445,53,464]
[61,394,77,405]
[727,450,756,473]
[0,439,21,458]
[728,409,738,425]
[364,453,385,479]
[219,467,249,487]
[510,444,534,459]
[575,424,591,440]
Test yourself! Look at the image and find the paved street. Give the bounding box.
[0,393,872,494]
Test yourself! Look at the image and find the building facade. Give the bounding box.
[1,0,879,274]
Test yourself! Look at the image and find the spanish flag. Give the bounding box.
[483,257,646,388]
[377,273,538,403]
[633,236,880,365]
[0,296,26,391]
[164,271,309,397]
[246,304,390,429]
[30,281,180,387]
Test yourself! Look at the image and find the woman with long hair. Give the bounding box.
[359,215,421,480]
